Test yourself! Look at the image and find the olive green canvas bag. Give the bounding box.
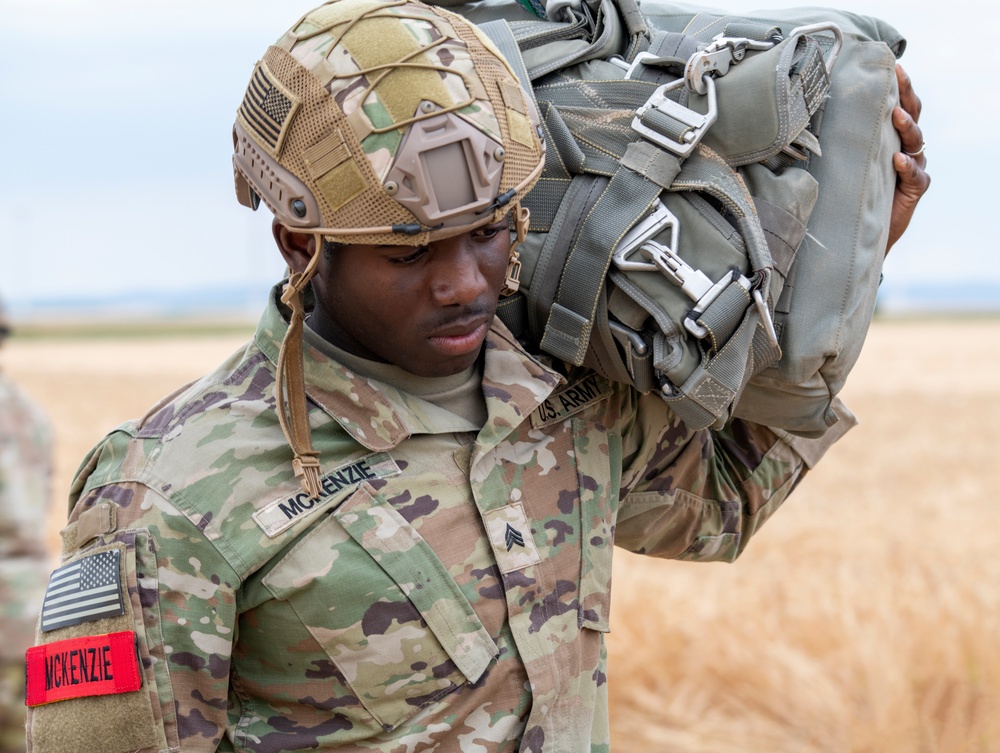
[435,0,903,437]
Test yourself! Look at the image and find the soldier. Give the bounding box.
[23,1,928,751]
[0,301,53,753]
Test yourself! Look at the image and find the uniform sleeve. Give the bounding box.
[0,380,53,559]
[26,479,240,753]
[614,389,855,562]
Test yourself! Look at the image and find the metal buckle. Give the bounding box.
[640,243,749,339]
[631,75,718,158]
[752,287,780,348]
[609,321,650,357]
[612,201,679,273]
[787,22,843,75]
[623,51,659,81]
[684,35,776,95]
[612,201,758,341]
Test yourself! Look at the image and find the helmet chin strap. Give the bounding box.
[276,235,324,497]
[501,203,530,297]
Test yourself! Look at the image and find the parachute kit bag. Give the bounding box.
[432,0,904,437]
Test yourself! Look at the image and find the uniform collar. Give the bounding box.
[254,284,564,452]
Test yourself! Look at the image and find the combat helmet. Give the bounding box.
[232,0,546,495]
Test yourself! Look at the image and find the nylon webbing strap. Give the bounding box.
[480,20,539,111]
[528,174,608,336]
[723,19,782,42]
[584,291,638,387]
[508,15,590,51]
[539,102,586,173]
[638,106,695,146]
[495,292,529,339]
[540,165,661,364]
[616,0,650,53]
[631,30,702,82]
[535,78,657,110]
[650,30,701,62]
[791,37,830,124]
[665,306,764,429]
[481,21,580,234]
[519,0,619,80]
[670,148,772,273]
[693,280,752,351]
[621,141,682,189]
[628,29,700,72]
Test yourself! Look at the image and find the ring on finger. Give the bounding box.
[904,140,926,158]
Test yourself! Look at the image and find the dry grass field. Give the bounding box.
[4,317,998,751]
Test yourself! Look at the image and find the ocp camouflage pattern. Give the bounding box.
[282,0,502,182]
[1,371,52,753]
[26,287,834,752]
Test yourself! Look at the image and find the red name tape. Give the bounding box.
[25,631,142,707]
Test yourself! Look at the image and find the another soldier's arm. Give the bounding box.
[26,478,238,752]
[613,390,852,562]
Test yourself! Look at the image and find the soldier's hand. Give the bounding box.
[885,64,930,255]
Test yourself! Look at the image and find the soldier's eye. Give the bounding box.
[389,247,429,264]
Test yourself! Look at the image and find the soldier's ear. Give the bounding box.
[272,218,316,275]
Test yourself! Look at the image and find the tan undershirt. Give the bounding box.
[303,321,488,428]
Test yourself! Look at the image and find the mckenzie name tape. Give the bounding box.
[253,451,401,538]
[25,631,143,707]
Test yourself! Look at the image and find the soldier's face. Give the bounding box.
[308,219,511,377]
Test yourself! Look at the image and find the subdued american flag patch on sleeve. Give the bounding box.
[40,549,126,633]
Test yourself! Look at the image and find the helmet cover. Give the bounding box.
[232,0,546,246]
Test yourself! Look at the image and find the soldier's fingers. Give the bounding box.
[893,151,931,198]
[885,151,931,254]
[895,63,922,122]
[892,105,926,168]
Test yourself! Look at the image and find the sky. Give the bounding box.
[0,0,993,318]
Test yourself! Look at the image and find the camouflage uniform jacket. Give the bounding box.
[1,370,52,753]
[26,289,840,753]
[0,370,53,660]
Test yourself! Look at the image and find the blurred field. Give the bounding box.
[4,317,999,751]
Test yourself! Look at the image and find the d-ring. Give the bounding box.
[904,140,926,158]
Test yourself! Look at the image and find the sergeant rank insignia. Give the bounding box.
[484,504,541,573]
[504,523,525,551]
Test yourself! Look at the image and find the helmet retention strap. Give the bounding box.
[276,237,324,498]
[501,204,530,297]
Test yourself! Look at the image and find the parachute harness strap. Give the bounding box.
[276,236,324,498]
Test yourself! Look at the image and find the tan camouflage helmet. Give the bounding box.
[232,0,546,247]
[233,0,546,497]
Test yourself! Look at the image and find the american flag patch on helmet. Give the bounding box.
[239,62,300,156]
[40,549,126,633]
